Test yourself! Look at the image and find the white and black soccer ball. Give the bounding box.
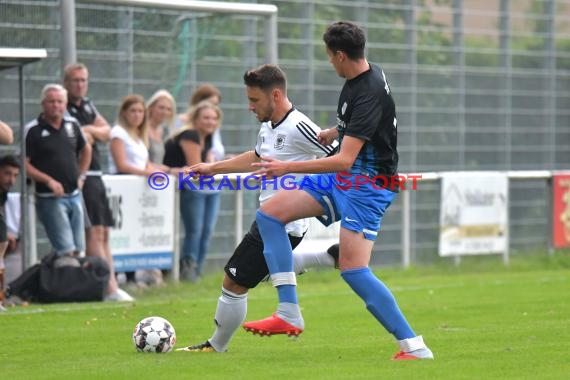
[133,316,176,353]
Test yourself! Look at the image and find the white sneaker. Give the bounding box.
[104,288,135,302]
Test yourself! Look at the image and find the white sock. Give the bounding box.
[208,287,247,352]
[276,302,305,330]
[398,335,433,358]
[293,251,334,274]
[398,335,426,352]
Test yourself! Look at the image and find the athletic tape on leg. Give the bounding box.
[270,272,297,287]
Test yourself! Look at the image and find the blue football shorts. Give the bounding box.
[298,173,397,241]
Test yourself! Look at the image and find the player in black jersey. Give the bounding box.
[243,21,433,360]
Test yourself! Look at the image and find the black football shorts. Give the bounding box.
[224,221,304,289]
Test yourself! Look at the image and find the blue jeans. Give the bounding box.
[180,190,221,274]
[36,193,86,255]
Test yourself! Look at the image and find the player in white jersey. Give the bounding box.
[254,107,336,236]
[176,64,338,353]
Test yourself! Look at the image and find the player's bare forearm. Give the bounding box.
[253,136,364,177]
[253,156,347,177]
[212,150,259,174]
[185,151,259,178]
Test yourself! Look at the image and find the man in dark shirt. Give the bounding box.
[64,63,133,302]
[25,84,91,257]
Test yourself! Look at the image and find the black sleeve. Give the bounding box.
[178,129,200,144]
[75,123,86,153]
[88,100,100,118]
[345,92,383,141]
[25,127,36,159]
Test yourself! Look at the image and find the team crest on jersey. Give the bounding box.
[274,134,286,150]
[84,103,93,115]
[341,102,347,115]
[64,122,75,138]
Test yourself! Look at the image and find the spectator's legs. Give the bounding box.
[196,192,221,275]
[179,190,193,263]
[36,197,76,255]
[67,194,86,255]
[179,190,195,280]
[86,225,118,295]
[187,192,206,278]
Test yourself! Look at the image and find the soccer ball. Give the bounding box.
[133,316,176,353]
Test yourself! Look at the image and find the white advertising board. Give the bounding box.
[103,175,175,271]
[439,172,508,256]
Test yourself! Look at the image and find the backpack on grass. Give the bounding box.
[8,252,110,303]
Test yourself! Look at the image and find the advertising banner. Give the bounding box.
[552,174,570,248]
[439,173,508,256]
[104,175,175,271]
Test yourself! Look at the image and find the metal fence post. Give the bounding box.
[60,0,77,70]
[401,188,411,268]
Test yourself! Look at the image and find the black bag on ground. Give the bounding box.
[8,253,110,303]
[6,262,41,301]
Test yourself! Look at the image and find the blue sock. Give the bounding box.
[341,267,415,340]
[255,210,297,304]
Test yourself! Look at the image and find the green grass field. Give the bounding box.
[2,252,569,380]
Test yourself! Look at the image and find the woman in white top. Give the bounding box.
[108,94,169,287]
[109,94,168,176]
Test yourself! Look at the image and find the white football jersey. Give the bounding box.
[254,107,337,237]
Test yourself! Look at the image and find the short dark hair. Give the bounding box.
[0,154,20,169]
[323,21,366,60]
[243,64,287,93]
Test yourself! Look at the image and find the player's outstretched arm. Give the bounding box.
[185,150,258,177]
[252,135,364,177]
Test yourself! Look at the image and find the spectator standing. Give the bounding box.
[109,94,169,288]
[0,155,19,311]
[164,100,222,281]
[109,94,155,176]
[176,84,225,161]
[63,63,133,302]
[25,84,91,258]
[146,89,176,165]
[146,89,178,282]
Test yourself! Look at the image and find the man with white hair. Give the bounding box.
[25,84,91,257]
